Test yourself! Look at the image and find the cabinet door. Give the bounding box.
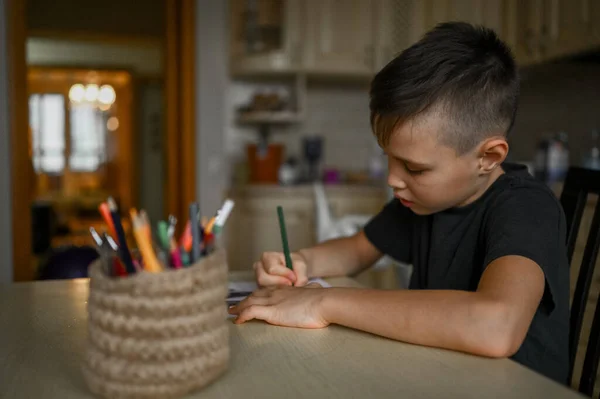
[375,0,428,71]
[504,0,545,65]
[591,0,600,45]
[303,0,375,77]
[543,0,593,59]
[229,0,303,75]
[423,0,505,38]
[328,196,387,219]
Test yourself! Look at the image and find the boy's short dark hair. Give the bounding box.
[370,22,519,155]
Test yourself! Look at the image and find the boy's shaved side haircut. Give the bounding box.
[370,22,520,155]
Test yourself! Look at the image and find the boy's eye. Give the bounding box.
[404,163,426,175]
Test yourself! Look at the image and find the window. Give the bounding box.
[28,85,115,174]
[29,94,66,174]
[69,103,108,172]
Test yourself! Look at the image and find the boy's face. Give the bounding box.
[384,115,503,215]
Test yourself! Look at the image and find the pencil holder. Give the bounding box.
[82,249,230,399]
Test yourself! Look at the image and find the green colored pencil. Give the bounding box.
[277,206,294,272]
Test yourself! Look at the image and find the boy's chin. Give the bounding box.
[409,203,449,216]
[408,205,434,216]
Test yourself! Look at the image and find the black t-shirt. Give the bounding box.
[364,163,569,384]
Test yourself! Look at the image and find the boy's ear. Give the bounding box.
[477,138,508,173]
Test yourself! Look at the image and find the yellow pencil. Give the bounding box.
[132,214,162,273]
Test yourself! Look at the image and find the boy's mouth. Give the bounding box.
[395,194,414,207]
[399,199,414,207]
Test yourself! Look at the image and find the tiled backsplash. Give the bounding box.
[227,81,381,173]
[227,62,600,179]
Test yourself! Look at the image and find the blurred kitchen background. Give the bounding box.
[1,0,600,286]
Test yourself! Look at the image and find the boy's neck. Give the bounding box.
[460,165,505,207]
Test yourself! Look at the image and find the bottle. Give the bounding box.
[534,137,550,183]
[535,132,569,185]
[555,131,570,182]
[582,129,600,171]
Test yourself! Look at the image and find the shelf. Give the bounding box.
[236,110,302,124]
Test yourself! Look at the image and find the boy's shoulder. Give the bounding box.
[475,163,567,247]
[484,163,563,215]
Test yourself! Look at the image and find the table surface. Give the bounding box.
[0,274,584,399]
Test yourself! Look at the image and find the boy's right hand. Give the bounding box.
[253,251,310,287]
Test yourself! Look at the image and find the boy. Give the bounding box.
[228,22,570,384]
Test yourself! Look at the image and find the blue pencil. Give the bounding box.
[190,202,201,262]
[107,197,136,274]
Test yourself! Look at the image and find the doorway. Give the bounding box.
[4,0,196,281]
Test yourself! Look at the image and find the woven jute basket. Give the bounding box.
[82,249,230,399]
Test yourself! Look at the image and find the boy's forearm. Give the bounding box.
[298,236,364,278]
[320,288,517,358]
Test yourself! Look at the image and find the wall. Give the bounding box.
[0,0,13,284]
[27,37,162,77]
[509,62,600,166]
[196,0,229,216]
[138,83,164,222]
[27,0,164,38]
[227,81,378,176]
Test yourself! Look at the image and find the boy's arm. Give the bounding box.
[299,231,383,278]
[321,255,544,357]
[234,254,544,358]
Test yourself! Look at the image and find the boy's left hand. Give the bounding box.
[228,283,329,329]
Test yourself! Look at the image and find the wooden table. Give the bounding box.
[0,276,584,399]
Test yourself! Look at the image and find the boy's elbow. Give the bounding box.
[467,302,525,358]
[475,335,521,359]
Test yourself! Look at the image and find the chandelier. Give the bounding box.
[68,83,116,111]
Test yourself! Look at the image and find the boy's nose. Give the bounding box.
[387,174,407,190]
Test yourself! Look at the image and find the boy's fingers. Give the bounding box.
[264,261,297,282]
[291,261,308,286]
[234,295,270,312]
[234,305,272,324]
[256,266,293,287]
[294,274,309,287]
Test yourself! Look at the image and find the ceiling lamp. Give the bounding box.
[68,84,85,103]
[98,85,116,105]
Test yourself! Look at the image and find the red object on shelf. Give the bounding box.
[247,143,284,183]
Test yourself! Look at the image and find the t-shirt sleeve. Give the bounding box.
[483,188,568,315]
[363,199,413,264]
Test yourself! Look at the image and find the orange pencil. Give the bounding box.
[132,214,162,273]
[140,210,152,240]
[180,220,193,252]
[99,202,117,239]
[205,216,216,234]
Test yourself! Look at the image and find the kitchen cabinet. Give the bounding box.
[374,0,427,71]
[224,185,388,271]
[423,0,506,43]
[504,0,595,66]
[229,0,303,75]
[302,0,375,77]
[230,0,600,78]
[225,195,316,271]
[430,0,504,31]
[504,0,544,65]
[591,0,600,44]
[543,0,594,59]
